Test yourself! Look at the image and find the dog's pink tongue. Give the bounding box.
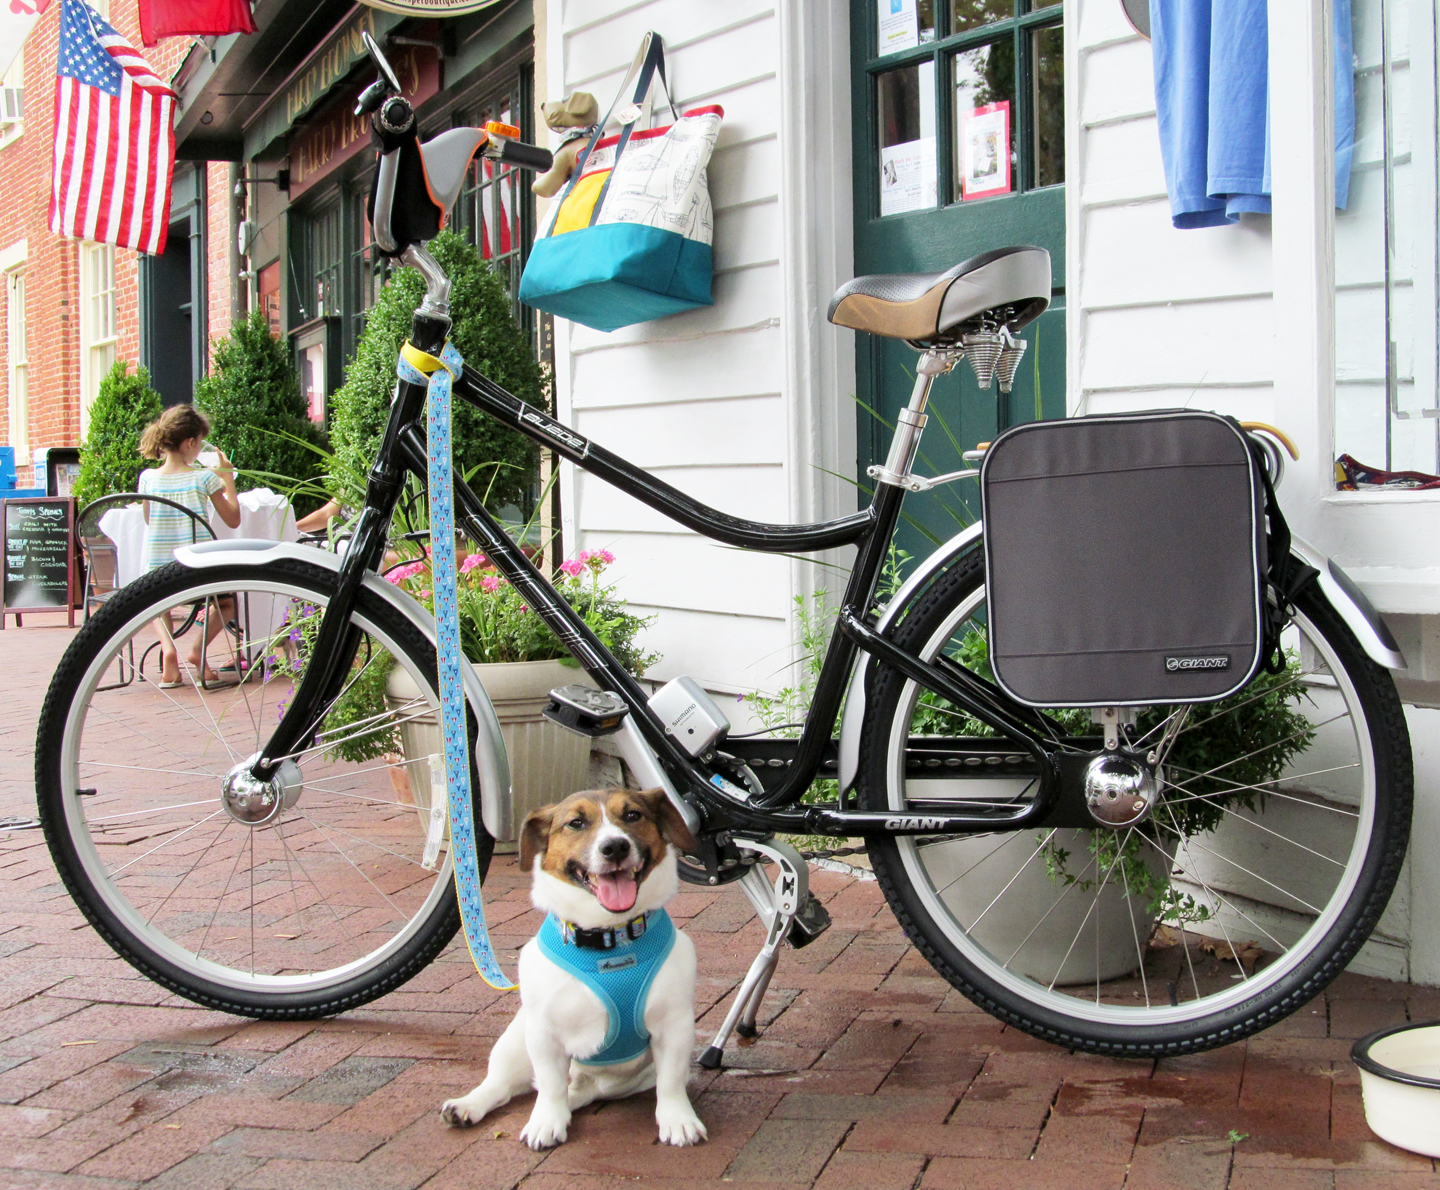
[595,871,638,913]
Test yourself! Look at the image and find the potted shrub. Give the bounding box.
[280,549,657,850]
[911,631,1315,985]
[73,361,163,508]
[194,309,328,518]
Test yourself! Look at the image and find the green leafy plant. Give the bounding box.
[920,624,1316,926]
[328,230,547,518]
[276,549,659,764]
[193,309,328,516]
[73,361,163,508]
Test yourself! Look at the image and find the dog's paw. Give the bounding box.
[520,1107,570,1150]
[440,1096,487,1127]
[656,1106,707,1147]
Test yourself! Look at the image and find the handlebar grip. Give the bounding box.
[497,139,554,171]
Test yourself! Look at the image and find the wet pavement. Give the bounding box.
[2,612,1438,1190]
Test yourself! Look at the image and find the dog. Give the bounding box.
[441,788,708,1150]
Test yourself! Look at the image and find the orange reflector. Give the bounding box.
[485,121,521,139]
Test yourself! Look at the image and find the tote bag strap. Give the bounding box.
[551,33,671,224]
[586,35,670,226]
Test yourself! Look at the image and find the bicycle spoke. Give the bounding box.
[960,829,1058,928]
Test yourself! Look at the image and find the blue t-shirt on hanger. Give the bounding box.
[1150,0,1354,229]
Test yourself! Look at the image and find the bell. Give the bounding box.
[996,337,1028,394]
[962,332,1003,389]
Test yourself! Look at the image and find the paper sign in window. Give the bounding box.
[960,100,1011,201]
[878,59,936,216]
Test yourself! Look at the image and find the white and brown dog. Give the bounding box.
[441,788,708,1150]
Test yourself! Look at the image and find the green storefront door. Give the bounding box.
[851,0,1066,561]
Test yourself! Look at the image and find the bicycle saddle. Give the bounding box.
[827,245,1051,342]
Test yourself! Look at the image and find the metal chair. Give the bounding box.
[75,493,219,690]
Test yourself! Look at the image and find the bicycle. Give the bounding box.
[35,36,1413,1059]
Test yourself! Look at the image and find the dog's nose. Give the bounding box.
[599,836,631,864]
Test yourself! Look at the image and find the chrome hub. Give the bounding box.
[221,753,303,826]
[1083,751,1160,828]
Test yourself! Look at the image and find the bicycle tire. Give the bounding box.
[36,556,493,1019]
[858,549,1412,1055]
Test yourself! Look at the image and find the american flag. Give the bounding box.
[48,0,177,255]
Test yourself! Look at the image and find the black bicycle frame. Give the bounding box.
[253,307,1067,839]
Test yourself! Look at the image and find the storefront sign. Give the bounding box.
[290,43,440,197]
[359,0,502,15]
[284,8,380,128]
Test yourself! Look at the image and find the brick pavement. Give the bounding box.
[2,614,1438,1190]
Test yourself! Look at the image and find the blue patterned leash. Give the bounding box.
[397,340,516,991]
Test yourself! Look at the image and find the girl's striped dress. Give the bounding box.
[137,467,224,572]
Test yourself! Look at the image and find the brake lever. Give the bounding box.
[354,79,391,118]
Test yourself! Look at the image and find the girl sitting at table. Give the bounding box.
[137,405,241,688]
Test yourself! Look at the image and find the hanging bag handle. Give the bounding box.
[552,33,672,224]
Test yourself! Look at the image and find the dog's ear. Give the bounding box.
[519,805,556,874]
[638,788,698,857]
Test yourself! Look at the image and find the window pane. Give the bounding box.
[951,0,1016,34]
[877,60,937,215]
[1029,0,1062,9]
[1032,24,1065,187]
[954,41,1015,200]
[877,0,938,55]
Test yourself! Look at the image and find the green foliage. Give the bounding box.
[328,230,546,517]
[194,309,328,516]
[73,361,163,508]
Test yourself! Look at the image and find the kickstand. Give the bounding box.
[697,836,806,1069]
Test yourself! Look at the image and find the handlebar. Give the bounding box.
[491,137,554,172]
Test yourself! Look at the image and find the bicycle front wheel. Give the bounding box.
[36,556,490,1018]
[859,550,1412,1055]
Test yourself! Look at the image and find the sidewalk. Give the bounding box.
[1,615,1437,1190]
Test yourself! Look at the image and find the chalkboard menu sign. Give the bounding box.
[2,498,76,627]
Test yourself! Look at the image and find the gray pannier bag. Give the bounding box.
[980,410,1275,708]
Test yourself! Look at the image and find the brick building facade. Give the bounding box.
[0,3,234,488]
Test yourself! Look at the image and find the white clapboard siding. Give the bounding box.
[552,1,789,695]
[1072,2,1274,421]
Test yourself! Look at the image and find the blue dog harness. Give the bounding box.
[536,909,676,1065]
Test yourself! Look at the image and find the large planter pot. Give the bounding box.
[934,828,1176,986]
[385,659,596,852]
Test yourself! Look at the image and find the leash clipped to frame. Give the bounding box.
[397,339,517,991]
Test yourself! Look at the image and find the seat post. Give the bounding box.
[870,349,960,489]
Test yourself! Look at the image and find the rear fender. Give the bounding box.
[1290,536,1407,671]
[173,539,516,840]
[833,526,1406,797]
[836,522,984,794]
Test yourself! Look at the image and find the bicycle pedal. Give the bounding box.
[787,891,831,949]
[542,685,629,737]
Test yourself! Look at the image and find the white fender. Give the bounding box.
[836,522,984,794]
[834,525,1407,796]
[173,539,516,841]
[1290,536,1407,672]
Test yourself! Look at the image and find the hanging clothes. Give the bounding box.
[1150,0,1354,229]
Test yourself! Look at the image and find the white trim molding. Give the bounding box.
[777,0,857,614]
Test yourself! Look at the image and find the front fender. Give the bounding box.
[836,522,985,794]
[173,539,516,841]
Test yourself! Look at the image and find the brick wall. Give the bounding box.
[0,5,212,486]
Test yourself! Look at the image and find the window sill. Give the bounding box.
[1324,489,1440,506]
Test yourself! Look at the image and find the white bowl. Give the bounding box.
[1351,1020,1440,1157]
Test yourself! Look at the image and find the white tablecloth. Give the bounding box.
[98,487,299,587]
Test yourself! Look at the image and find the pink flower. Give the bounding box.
[559,559,585,578]
[479,575,502,593]
[578,549,615,567]
[460,552,491,573]
[385,561,426,584]
[519,604,529,613]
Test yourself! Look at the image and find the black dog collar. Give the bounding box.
[561,911,654,950]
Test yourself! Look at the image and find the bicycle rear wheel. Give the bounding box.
[35,556,489,1019]
[859,550,1412,1055]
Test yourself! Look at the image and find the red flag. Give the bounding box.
[49,0,177,254]
[137,0,256,47]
